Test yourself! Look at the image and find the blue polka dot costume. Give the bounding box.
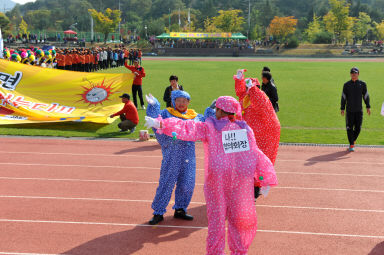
[146,90,206,215]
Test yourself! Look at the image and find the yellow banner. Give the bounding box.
[0,60,133,124]
[169,32,232,38]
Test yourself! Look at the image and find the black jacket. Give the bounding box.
[261,81,279,112]
[341,80,370,112]
[163,85,184,107]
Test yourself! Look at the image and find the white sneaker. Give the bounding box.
[141,105,146,110]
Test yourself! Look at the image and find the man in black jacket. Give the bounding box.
[341,67,371,152]
[261,72,279,112]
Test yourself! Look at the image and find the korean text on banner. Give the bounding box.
[0,60,134,124]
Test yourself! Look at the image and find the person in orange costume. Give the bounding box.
[234,69,281,198]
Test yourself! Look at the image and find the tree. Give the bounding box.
[24,10,51,31]
[352,12,372,41]
[210,9,245,32]
[268,16,298,41]
[305,14,322,42]
[88,8,121,43]
[18,18,28,36]
[0,13,11,36]
[374,20,384,40]
[323,0,352,43]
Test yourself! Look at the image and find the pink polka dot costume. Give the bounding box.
[234,71,281,166]
[156,96,278,255]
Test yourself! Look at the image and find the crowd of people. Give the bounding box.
[1,46,143,72]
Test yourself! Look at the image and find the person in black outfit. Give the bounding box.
[163,75,184,107]
[261,72,279,112]
[341,67,371,152]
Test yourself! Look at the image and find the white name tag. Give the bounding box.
[222,129,250,154]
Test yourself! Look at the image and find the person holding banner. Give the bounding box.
[125,58,146,109]
[109,93,139,133]
[144,96,277,255]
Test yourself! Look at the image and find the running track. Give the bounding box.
[0,137,383,255]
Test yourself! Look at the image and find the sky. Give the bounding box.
[12,0,36,4]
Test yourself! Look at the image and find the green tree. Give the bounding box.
[305,14,322,42]
[88,8,121,43]
[323,0,352,43]
[18,18,28,36]
[24,10,51,31]
[210,9,245,32]
[0,12,12,36]
[352,12,372,41]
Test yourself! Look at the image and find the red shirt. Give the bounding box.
[124,63,146,85]
[111,100,139,125]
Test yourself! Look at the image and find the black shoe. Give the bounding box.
[174,209,194,221]
[149,214,163,225]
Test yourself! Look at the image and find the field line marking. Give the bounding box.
[1,195,384,213]
[0,253,67,255]
[1,219,383,239]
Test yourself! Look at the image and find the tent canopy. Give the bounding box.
[64,30,77,35]
[156,32,247,40]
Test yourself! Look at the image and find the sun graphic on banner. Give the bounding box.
[78,78,116,106]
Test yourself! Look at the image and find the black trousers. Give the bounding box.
[346,111,363,145]
[132,84,144,107]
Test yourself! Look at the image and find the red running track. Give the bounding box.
[0,137,383,255]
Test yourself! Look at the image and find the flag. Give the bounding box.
[0,60,134,124]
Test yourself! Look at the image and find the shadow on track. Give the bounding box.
[368,241,384,255]
[114,143,161,154]
[61,205,207,255]
[305,150,350,166]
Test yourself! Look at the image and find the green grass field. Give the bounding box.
[1,59,384,145]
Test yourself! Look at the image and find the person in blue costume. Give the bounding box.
[145,90,211,225]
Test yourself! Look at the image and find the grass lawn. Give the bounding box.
[1,59,384,145]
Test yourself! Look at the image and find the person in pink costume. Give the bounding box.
[234,69,281,195]
[145,96,278,255]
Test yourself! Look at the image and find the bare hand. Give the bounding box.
[341,110,345,116]
[367,108,371,115]
[109,115,114,118]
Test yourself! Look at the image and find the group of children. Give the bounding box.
[144,69,281,254]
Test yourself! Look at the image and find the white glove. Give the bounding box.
[144,116,161,129]
[245,78,254,88]
[236,69,244,80]
[145,94,155,105]
[260,186,270,197]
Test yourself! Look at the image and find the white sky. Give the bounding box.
[12,0,36,4]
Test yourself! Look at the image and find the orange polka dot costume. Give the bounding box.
[234,69,281,166]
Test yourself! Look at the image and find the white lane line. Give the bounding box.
[276,186,384,193]
[1,195,384,213]
[1,219,383,239]
[0,150,383,165]
[0,253,66,255]
[278,172,384,178]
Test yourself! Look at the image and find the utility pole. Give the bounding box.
[169,8,171,32]
[118,0,121,42]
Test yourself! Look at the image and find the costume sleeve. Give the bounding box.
[341,83,347,111]
[270,85,279,103]
[362,82,370,109]
[234,77,247,102]
[248,85,275,117]
[247,127,278,187]
[146,96,161,118]
[159,117,208,142]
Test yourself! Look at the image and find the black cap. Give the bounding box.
[350,67,359,73]
[119,93,130,99]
